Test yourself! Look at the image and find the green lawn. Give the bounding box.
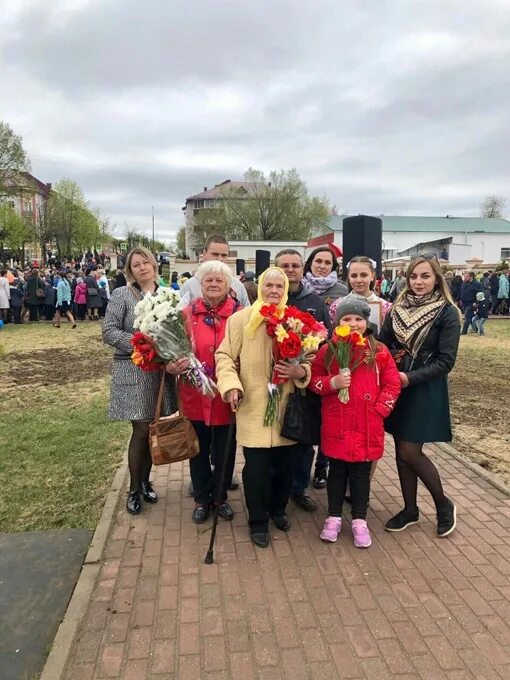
[0,322,129,532]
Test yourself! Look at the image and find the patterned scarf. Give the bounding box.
[304,271,338,296]
[392,291,446,357]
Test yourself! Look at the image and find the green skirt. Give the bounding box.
[385,376,452,444]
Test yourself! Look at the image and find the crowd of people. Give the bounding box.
[103,235,462,551]
[0,256,126,326]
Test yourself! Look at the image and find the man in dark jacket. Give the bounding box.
[489,272,500,314]
[274,249,332,515]
[459,271,482,334]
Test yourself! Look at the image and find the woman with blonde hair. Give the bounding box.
[379,255,461,537]
[103,246,177,515]
[215,267,312,548]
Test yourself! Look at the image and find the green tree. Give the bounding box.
[123,226,165,254]
[0,203,31,262]
[480,195,506,218]
[176,226,186,257]
[192,208,227,250]
[48,178,100,257]
[219,168,330,241]
[0,122,31,194]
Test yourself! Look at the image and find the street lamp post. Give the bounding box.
[152,206,155,251]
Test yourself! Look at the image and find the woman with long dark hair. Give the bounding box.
[303,246,347,317]
[379,255,461,537]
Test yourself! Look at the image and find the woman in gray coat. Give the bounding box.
[103,246,177,515]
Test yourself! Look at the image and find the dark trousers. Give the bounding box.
[243,444,297,533]
[461,304,474,334]
[327,459,372,520]
[290,444,315,495]
[77,303,87,320]
[10,307,21,324]
[314,450,329,473]
[190,421,236,505]
[28,304,39,321]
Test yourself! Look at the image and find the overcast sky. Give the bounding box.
[1,0,509,243]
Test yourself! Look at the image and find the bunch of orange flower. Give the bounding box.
[328,325,368,403]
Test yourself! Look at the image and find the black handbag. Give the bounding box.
[280,388,321,446]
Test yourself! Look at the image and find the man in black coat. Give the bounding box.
[274,249,332,515]
[459,271,482,334]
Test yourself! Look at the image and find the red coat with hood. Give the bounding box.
[179,296,243,426]
[309,341,401,462]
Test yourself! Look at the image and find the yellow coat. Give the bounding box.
[215,307,311,448]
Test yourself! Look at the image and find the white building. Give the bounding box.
[326,215,510,266]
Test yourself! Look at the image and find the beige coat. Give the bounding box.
[215,307,311,448]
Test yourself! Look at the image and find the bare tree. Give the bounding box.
[480,195,506,218]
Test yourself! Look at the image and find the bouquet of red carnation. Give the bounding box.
[131,331,161,372]
[261,304,328,425]
[328,324,369,403]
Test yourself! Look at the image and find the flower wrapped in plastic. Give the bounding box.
[261,304,328,425]
[130,287,217,396]
[328,325,369,403]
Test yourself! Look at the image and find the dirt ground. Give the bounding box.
[4,338,111,389]
[449,321,510,484]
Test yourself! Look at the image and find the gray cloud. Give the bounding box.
[1,0,509,243]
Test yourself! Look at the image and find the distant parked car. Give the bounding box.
[158,252,170,264]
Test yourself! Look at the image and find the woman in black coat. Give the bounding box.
[84,268,102,320]
[378,255,461,538]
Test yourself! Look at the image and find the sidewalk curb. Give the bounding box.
[40,449,128,680]
[435,441,510,497]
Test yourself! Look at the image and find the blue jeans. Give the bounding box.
[314,450,329,473]
[472,316,486,335]
[462,304,474,334]
[290,444,315,496]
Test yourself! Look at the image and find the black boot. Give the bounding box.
[126,490,141,515]
[141,481,158,503]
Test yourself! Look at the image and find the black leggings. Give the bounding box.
[393,438,446,511]
[327,459,372,520]
[128,421,152,493]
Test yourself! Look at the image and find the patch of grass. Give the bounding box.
[0,322,130,532]
[450,319,510,483]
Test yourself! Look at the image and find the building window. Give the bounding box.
[501,248,510,260]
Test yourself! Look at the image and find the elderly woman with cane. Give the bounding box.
[215,267,312,548]
[166,261,243,524]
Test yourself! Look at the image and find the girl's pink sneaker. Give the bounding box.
[320,517,342,542]
[352,519,372,548]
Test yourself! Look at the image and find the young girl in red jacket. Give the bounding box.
[309,296,401,548]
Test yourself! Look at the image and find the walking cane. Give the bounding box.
[204,419,236,565]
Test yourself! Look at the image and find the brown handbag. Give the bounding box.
[149,371,200,465]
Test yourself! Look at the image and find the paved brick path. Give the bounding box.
[64,440,510,679]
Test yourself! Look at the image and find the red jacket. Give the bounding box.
[74,281,87,305]
[179,297,243,426]
[309,342,401,462]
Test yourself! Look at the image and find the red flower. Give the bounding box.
[279,331,302,359]
[131,332,161,371]
[261,304,277,318]
[349,332,362,345]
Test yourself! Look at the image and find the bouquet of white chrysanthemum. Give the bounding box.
[131,287,217,396]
